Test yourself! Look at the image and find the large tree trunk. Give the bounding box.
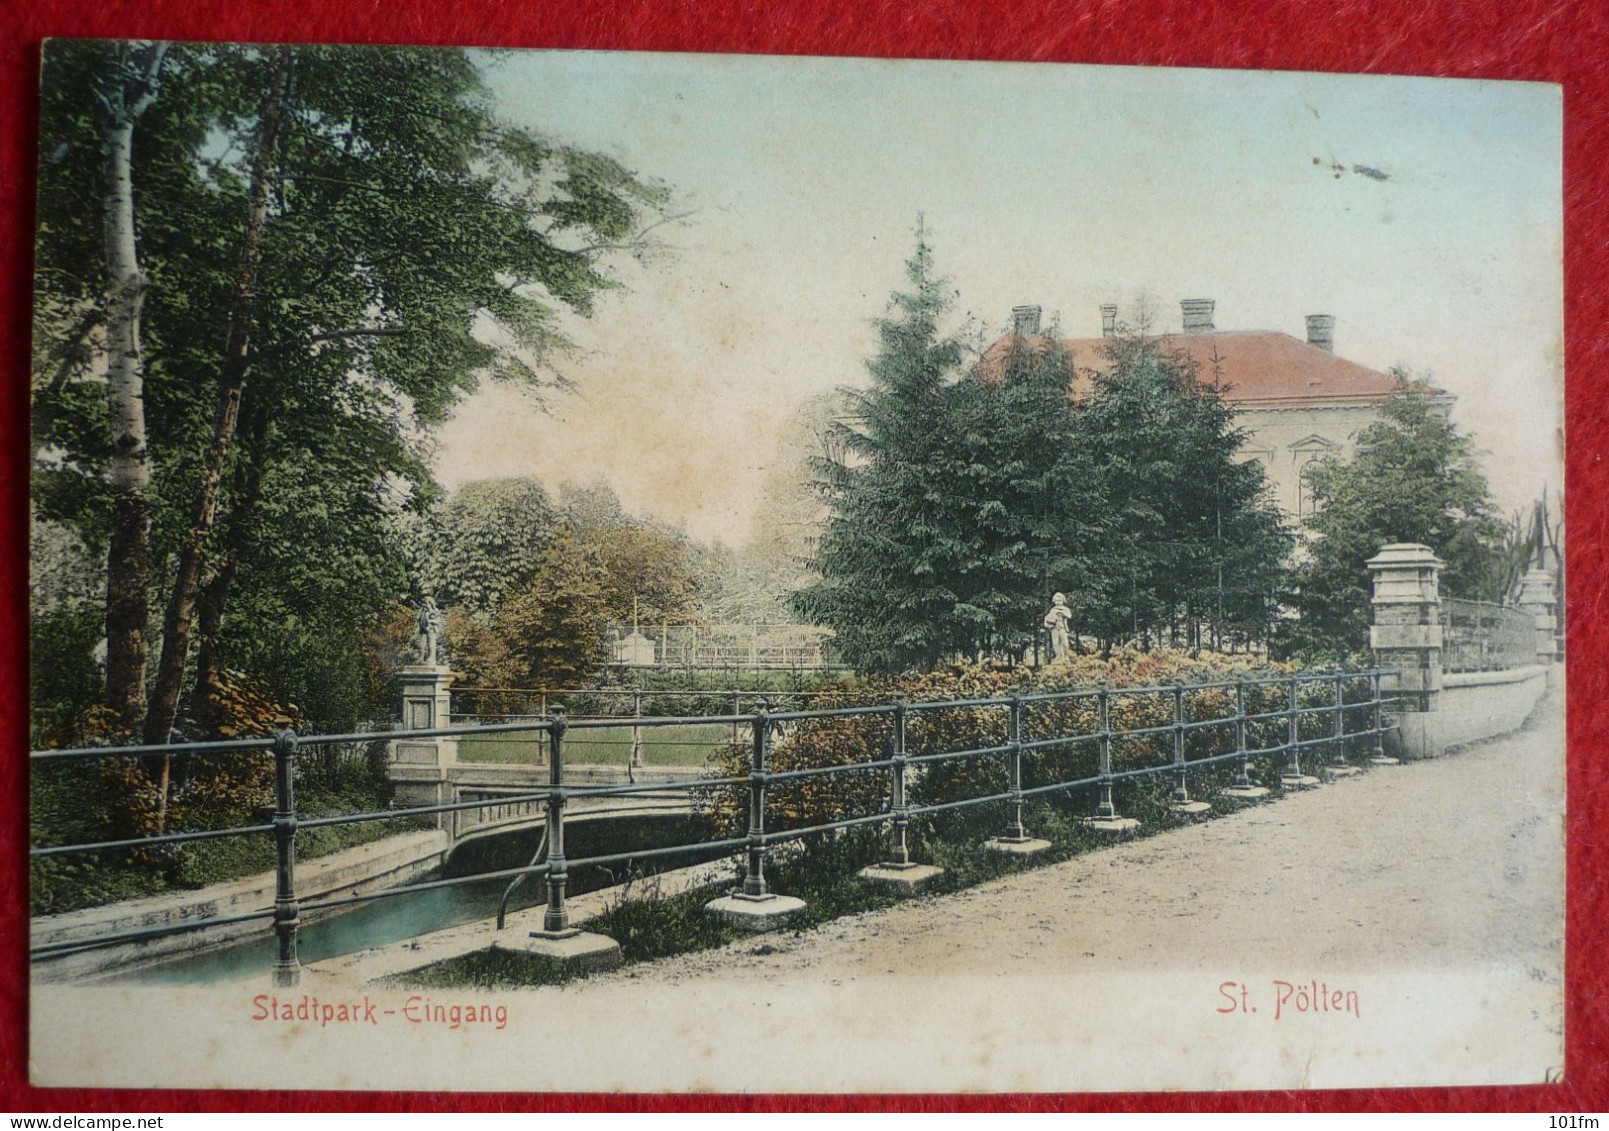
[193,400,270,736]
[145,46,291,751]
[97,43,167,732]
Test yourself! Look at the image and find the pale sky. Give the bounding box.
[434,52,1564,546]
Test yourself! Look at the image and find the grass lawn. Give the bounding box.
[456,721,734,768]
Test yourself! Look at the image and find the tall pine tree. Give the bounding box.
[791,226,967,673]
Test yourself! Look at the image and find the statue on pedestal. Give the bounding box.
[413,595,447,667]
[1042,592,1074,663]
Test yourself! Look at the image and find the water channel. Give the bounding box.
[118,815,728,985]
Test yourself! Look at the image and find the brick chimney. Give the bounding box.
[1180,298,1215,334]
[1100,304,1118,338]
[1012,305,1042,337]
[1306,314,1335,352]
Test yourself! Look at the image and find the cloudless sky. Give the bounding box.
[434,50,1563,546]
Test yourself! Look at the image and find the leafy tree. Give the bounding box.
[30,42,677,744]
[493,524,610,687]
[559,482,700,624]
[424,478,559,616]
[790,226,967,673]
[1282,379,1505,658]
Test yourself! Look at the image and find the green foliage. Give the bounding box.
[478,524,611,687]
[794,232,1291,673]
[424,478,559,615]
[790,227,970,672]
[1281,379,1506,659]
[31,42,677,738]
[1075,338,1293,653]
[705,650,1285,837]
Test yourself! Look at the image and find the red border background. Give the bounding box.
[1,0,1604,1113]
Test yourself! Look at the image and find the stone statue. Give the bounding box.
[414,595,446,666]
[1042,592,1074,662]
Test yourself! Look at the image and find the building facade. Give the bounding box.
[981,299,1454,520]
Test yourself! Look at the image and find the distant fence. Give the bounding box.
[605,623,842,672]
[29,667,1398,983]
[1439,599,1539,674]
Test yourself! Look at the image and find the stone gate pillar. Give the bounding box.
[388,663,458,822]
[1367,543,1445,760]
[1517,567,1559,678]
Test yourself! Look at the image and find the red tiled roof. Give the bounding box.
[976,331,1447,409]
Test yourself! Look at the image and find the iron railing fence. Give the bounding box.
[1440,598,1539,674]
[30,669,1401,984]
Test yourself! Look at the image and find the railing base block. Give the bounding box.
[1326,764,1364,778]
[504,930,622,971]
[705,892,806,932]
[1167,799,1212,815]
[983,836,1052,857]
[1369,755,1401,766]
[857,862,944,891]
[1281,773,1322,788]
[271,963,301,988]
[1083,816,1140,834]
[1221,785,1271,799]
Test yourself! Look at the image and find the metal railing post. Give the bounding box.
[887,701,911,867]
[1235,681,1252,786]
[630,691,644,769]
[1168,686,1209,813]
[1005,696,1027,841]
[1096,690,1116,819]
[540,712,575,936]
[1370,669,1398,765]
[985,695,1051,854]
[1170,687,1188,802]
[741,708,771,898]
[706,700,807,926]
[1327,674,1358,777]
[1281,676,1317,788]
[270,728,301,987]
[1223,678,1268,798]
[1085,688,1138,831]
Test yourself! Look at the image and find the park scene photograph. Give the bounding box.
[27,42,1564,1093]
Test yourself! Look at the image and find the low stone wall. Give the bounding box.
[30,828,451,983]
[1439,665,1550,751]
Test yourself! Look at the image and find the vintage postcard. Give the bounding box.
[27,42,1564,1093]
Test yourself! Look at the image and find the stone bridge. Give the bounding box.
[386,681,712,848]
[442,761,707,846]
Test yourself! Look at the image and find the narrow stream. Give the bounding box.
[119,815,727,985]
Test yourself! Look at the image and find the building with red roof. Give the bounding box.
[977,299,1453,519]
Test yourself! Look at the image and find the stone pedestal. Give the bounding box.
[705,891,808,931]
[1222,784,1270,799]
[1367,543,1446,760]
[388,664,458,821]
[499,930,622,970]
[983,836,1053,857]
[1168,799,1212,814]
[1280,772,1321,788]
[857,862,945,891]
[1083,816,1140,834]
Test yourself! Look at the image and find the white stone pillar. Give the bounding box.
[1516,567,1559,678]
[388,664,458,824]
[1367,543,1445,760]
